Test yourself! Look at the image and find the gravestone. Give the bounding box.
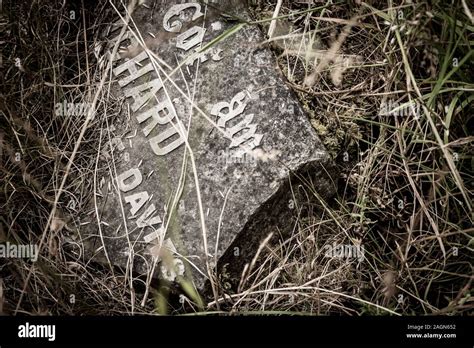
[75,0,336,292]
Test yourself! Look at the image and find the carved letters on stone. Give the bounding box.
[211,91,263,154]
[80,1,334,289]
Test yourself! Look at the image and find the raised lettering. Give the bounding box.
[176,26,206,51]
[136,99,176,137]
[123,78,163,112]
[149,123,186,156]
[137,204,162,227]
[117,168,142,192]
[163,3,204,32]
[113,51,154,87]
[211,91,263,151]
[125,191,149,215]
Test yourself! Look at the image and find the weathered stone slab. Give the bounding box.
[76,0,335,291]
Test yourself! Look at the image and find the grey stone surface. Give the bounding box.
[76,0,336,291]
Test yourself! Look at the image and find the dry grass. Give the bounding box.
[1,0,154,315]
[218,0,473,315]
[0,0,472,315]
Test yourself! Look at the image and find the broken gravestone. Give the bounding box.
[74,0,336,292]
